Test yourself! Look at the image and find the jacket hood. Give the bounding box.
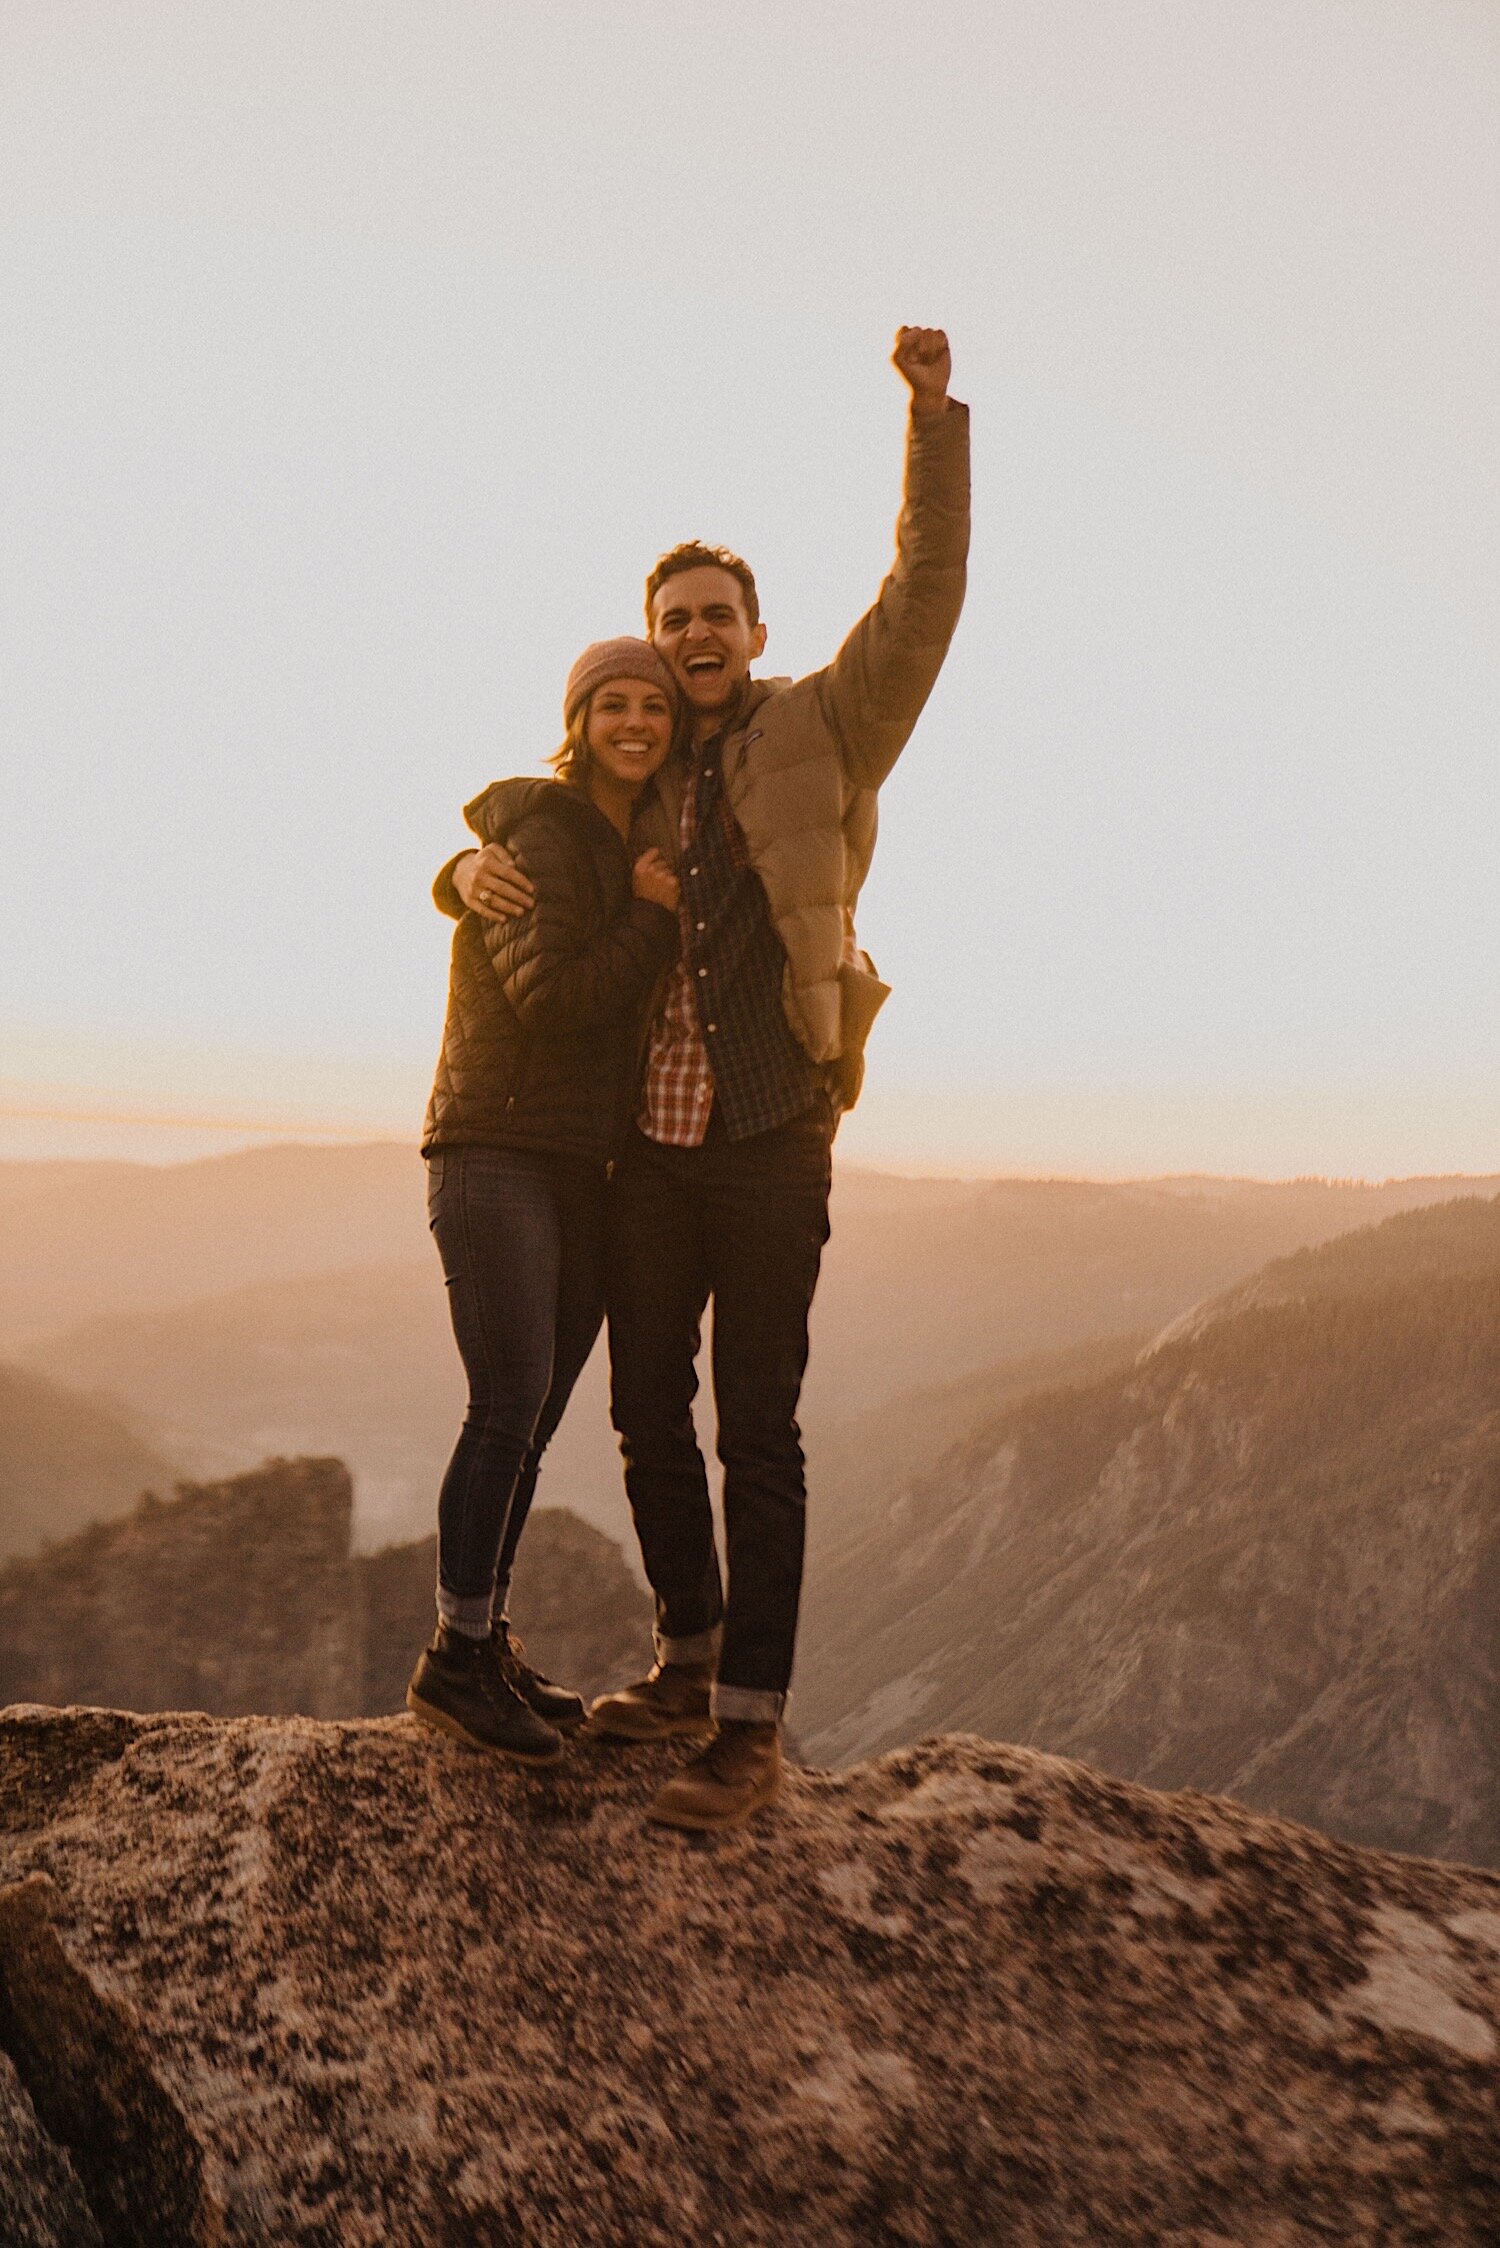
[464,775,612,847]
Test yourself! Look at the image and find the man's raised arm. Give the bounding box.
[813,326,970,791]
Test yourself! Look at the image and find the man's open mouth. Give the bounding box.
[684,656,724,677]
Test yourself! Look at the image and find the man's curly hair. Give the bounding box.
[644,542,760,629]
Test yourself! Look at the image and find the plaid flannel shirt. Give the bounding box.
[640,735,825,1146]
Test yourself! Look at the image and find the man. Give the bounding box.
[444,327,968,1830]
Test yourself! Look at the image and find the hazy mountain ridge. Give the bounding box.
[2,1712,1497,2244]
[10,1146,1498,1558]
[0,1160,142,1208]
[804,1169,1500,1421]
[799,1197,1500,1866]
[0,1361,182,1565]
[809,1330,1148,1551]
[0,1142,429,1345]
[1151,1188,1500,1351]
[15,1259,462,1549]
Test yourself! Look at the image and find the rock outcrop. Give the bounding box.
[1,1708,1498,2243]
[0,1868,221,2246]
[0,2042,103,2248]
[799,1197,1500,1867]
[0,1459,363,1719]
[0,1459,651,1722]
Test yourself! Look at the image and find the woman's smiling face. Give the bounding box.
[584,677,676,790]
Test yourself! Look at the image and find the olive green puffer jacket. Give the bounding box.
[422,779,679,1163]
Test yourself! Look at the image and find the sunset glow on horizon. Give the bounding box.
[3,1061,1497,1186]
[4,2,1497,1182]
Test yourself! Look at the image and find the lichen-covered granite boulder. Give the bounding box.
[1,1705,1497,2245]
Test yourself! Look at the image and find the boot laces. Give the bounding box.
[476,1636,533,1710]
[497,1633,555,1691]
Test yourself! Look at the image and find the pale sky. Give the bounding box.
[3,0,1498,1175]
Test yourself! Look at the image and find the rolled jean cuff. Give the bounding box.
[712,1682,785,1725]
[654,1623,722,1668]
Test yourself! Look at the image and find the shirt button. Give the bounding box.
[688,866,699,876]
[707,1023,717,1033]
[697,967,708,978]
[695,921,705,932]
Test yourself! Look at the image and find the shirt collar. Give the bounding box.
[694,677,754,759]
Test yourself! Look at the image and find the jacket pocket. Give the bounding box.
[499,1020,532,1123]
[834,957,892,1110]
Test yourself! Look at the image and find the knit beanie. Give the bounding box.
[563,637,678,728]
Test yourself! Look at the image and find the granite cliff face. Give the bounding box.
[1,1708,1498,2244]
[0,1458,651,1721]
[799,1197,1500,1867]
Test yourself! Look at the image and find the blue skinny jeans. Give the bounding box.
[426,1144,605,1632]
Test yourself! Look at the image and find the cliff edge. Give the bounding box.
[1,1707,1498,2245]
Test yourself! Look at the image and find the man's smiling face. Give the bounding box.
[648,565,768,720]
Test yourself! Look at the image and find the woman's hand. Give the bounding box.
[456,843,535,920]
[632,849,680,913]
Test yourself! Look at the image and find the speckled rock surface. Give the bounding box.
[0,2043,102,2248]
[2,1706,1498,2245]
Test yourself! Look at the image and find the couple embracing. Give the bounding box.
[407,328,969,1832]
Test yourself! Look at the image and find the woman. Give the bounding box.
[407,638,683,1764]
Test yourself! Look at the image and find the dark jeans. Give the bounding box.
[606,1101,833,1718]
[427,1145,606,1628]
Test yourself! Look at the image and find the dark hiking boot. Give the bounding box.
[495,1629,585,1730]
[647,1720,782,1832]
[406,1628,564,1765]
[587,1660,715,1743]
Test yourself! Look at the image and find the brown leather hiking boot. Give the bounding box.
[586,1660,715,1742]
[647,1720,782,1832]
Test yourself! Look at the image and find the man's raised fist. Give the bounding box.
[892,326,952,415]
